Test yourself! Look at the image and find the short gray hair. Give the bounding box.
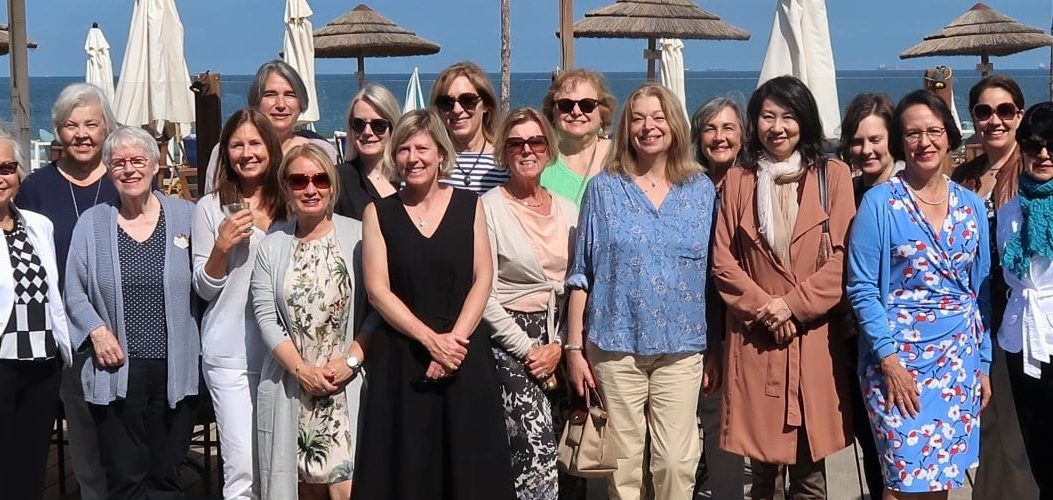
[248,60,309,113]
[0,128,27,180]
[689,96,745,169]
[51,83,117,139]
[102,127,160,167]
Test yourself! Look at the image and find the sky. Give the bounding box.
[2,0,1051,77]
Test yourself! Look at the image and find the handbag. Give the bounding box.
[556,387,618,478]
[816,158,859,338]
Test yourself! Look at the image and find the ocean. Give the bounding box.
[2,69,1051,142]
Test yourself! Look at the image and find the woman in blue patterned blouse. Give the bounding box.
[564,83,718,500]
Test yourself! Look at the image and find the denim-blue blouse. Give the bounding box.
[567,171,715,355]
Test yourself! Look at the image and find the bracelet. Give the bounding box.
[563,344,583,352]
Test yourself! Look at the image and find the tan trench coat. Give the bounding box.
[712,160,855,464]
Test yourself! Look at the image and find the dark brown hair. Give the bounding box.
[744,76,825,167]
[967,75,1025,112]
[214,108,286,220]
[889,90,963,162]
[837,93,895,164]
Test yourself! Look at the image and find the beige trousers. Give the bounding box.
[588,344,703,500]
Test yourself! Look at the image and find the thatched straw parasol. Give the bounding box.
[900,3,1053,77]
[571,0,749,80]
[0,24,38,56]
[314,4,440,88]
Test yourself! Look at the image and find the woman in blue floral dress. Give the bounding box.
[847,90,992,498]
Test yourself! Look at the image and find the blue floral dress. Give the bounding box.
[861,176,985,492]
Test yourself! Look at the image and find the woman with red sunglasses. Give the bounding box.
[251,144,368,500]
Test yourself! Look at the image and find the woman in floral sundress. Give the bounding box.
[847,90,993,498]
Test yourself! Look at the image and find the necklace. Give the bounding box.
[69,178,103,216]
[405,203,429,228]
[635,172,663,192]
[504,186,546,208]
[454,139,489,187]
[907,184,948,206]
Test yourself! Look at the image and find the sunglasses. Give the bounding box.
[435,93,482,112]
[505,136,549,155]
[555,98,600,114]
[285,172,332,190]
[1020,137,1052,158]
[0,161,18,175]
[350,117,391,135]
[972,102,1019,122]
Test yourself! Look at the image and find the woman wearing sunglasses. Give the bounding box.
[335,84,401,220]
[191,108,292,499]
[251,143,367,500]
[481,108,578,498]
[430,61,508,194]
[998,101,1053,500]
[355,110,515,499]
[540,69,616,206]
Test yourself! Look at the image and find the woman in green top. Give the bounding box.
[539,69,617,205]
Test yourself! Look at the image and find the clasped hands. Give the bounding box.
[424,331,471,380]
[296,355,360,397]
[757,297,796,344]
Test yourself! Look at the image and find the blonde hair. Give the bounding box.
[607,83,702,185]
[542,69,617,131]
[494,107,558,170]
[345,83,402,177]
[279,143,341,215]
[430,61,499,144]
[385,109,458,180]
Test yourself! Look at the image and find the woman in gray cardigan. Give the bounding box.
[251,143,367,500]
[64,126,200,500]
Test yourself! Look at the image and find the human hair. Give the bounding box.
[745,76,825,167]
[607,83,702,185]
[0,128,27,180]
[385,109,457,180]
[1016,101,1053,145]
[344,83,402,175]
[889,89,963,162]
[836,93,895,164]
[51,83,117,139]
[968,74,1025,113]
[494,107,558,170]
[689,96,745,170]
[429,61,499,143]
[101,126,160,167]
[247,60,309,113]
[215,108,287,220]
[541,68,618,132]
[278,143,340,215]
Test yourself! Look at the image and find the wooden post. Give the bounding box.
[924,68,957,173]
[977,51,993,77]
[357,57,366,88]
[8,0,30,154]
[645,38,657,81]
[500,0,510,113]
[559,0,574,70]
[193,72,222,198]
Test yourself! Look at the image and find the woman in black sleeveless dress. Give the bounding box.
[356,110,516,499]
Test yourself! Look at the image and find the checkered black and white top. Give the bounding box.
[0,218,57,360]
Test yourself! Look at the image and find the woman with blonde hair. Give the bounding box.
[334,83,401,220]
[565,83,718,500]
[430,61,507,193]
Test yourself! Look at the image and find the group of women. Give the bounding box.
[1,55,1051,500]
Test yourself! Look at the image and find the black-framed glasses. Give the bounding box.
[109,156,150,171]
[350,117,391,135]
[285,172,332,190]
[0,161,18,175]
[904,127,946,144]
[435,93,482,112]
[972,102,1019,122]
[1020,137,1052,158]
[505,136,549,155]
[555,98,600,114]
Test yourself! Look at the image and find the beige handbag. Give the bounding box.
[557,388,618,478]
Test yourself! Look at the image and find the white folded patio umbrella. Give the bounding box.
[85,23,115,104]
[658,38,688,121]
[403,66,425,113]
[758,0,840,139]
[112,0,195,136]
[284,0,319,123]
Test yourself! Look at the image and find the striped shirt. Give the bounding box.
[442,153,509,194]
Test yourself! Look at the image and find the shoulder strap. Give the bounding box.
[818,157,830,233]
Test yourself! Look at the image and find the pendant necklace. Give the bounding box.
[69,176,102,216]
[455,139,488,187]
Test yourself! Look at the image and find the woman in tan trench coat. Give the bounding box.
[712,76,854,500]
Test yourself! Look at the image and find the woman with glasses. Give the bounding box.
[847,90,992,497]
[998,101,1053,500]
[481,108,578,498]
[335,84,401,220]
[430,61,507,194]
[540,69,616,206]
[65,127,200,499]
[251,144,367,500]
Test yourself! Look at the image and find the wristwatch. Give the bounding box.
[346,355,362,374]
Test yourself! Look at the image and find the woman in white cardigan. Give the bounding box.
[481,107,578,499]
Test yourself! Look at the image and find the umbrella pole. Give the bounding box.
[646,37,656,81]
[559,0,574,70]
[978,51,992,77]
[357,57,366,88]
[7,0,30,153]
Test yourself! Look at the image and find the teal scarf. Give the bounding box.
[1003,173,1053,278]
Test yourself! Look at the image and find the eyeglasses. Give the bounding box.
[0,161,18,175]
[555,98,600,114]
[435,93,482,112]
[350,117,391,135]
[904,127,946,145]
[972,102,1019,122]
[109,156,150,171]
[1020,137,1052,158]
[285,172,332,190]
[505,136,549,155]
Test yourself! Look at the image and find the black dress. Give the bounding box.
[354,188,516,500]
[333,157,397,221]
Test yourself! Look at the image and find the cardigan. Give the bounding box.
[64,192,201,407]
[481,188,578,358]
[250,214,366,500]
[0,206,73,366]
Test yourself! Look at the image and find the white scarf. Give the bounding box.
[756,151,805,265]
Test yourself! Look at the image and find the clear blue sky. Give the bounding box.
[3,0,1051,76]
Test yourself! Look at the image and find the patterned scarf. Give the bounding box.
[1003,173,1053,278]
